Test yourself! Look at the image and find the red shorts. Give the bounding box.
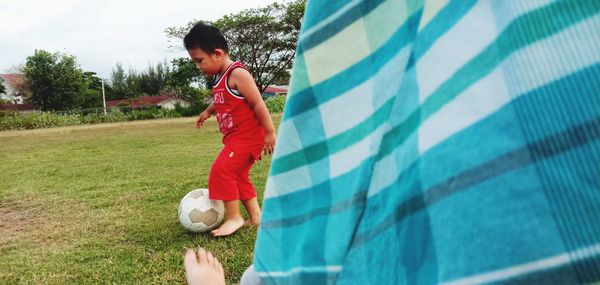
[208,144,262,201]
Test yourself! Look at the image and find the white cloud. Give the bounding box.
[0,0,78,35]
[0,0,279,78]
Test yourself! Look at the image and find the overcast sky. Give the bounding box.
[0,0,278,78]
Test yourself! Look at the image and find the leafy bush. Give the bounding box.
[265,95,286,113]
[0,112,25,130]
[0,110,18,118]
[128,108,159,121]
[174,102,208,117]
[0,106,191,131]
[82,109,128,124]
[0,112,81,130]
[29,112,81,129]
[159,108,182,119]
[125,107,181,121]
[104,109,129,122]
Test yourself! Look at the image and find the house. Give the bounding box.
[261,86,288,98]
[0,74,26,104]
[0,103,38,115]
[106,95,190,110]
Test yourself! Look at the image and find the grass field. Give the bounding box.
[0,116,278,284]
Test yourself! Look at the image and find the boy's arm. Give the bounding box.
[196,103,215,129]
[229,68,276,155]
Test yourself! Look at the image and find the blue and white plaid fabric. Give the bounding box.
[254,0,600,284]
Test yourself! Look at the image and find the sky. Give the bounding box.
[0,0,278,79]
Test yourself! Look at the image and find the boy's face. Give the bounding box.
[188,48,223,76]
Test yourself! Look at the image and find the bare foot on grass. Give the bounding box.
[184,248,225,285]
[211,217,244,236]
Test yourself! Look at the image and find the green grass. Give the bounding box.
[0,116,279,284]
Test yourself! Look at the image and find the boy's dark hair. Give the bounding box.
[184,22,229,54]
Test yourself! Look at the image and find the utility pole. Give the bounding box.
[102,78,107,115]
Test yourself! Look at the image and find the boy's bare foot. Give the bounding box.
[211,217,244,236]
[184,248,225,285]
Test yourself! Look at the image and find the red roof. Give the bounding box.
[106,95,176,108]
[0,74,26,87]
[0,104,35,111]
[263,86,288,93]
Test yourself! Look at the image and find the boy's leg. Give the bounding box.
[241,197,261,226]
[211,199,244,236]
[209,146,246,236]
[237,159,261,225]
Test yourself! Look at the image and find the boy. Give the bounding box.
[184,22,276,237]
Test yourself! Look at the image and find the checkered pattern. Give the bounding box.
[254,0,600,284]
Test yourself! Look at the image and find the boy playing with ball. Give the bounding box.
[185,22,276,237]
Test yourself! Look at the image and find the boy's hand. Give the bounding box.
[196,111,211,128]
[263,132,276,155]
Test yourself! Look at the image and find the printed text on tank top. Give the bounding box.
[211,62,264,145]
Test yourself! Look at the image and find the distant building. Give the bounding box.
[0,74,27,104]
[261,86,288,99]
[106,95,190,110]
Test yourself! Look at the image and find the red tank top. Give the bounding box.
[212,62,265,148]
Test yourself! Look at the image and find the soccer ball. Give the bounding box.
[178,188,225,233]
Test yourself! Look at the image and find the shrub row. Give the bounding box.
[0,97,286,131]
[0,108,179,131]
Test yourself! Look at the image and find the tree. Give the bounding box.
[81,71,103,108]
[0,82,5,95]
[108,62,172,99]
[83,71,103,90]
[165,58,206,100]
[108,63,127,99]
[165,0,306,92]
[24,50,86,111]
[126,69,141,97]
[138,62,169,95]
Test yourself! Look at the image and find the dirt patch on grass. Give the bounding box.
[0,206,29,231]
[0,197,89,250]
[0,203,36,248]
